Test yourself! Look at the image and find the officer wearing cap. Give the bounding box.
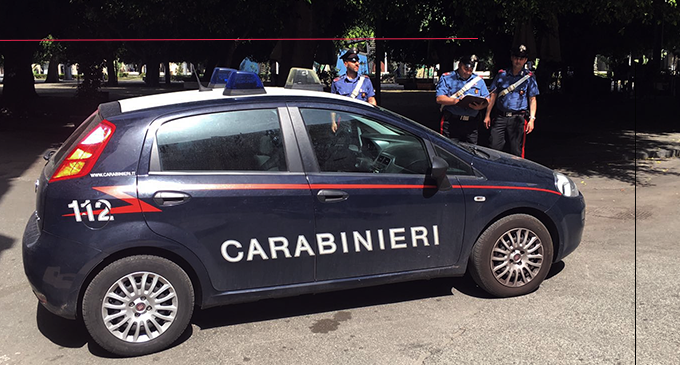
[484,45,539,158]
[331,50,377,106]
[436,55,490,144]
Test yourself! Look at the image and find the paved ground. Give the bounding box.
[0,81,677,364]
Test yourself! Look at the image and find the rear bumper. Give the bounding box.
[22,212,101,319]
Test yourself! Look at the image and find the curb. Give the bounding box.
[635,148,680,160]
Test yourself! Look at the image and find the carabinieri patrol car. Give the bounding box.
[22,68,585,357]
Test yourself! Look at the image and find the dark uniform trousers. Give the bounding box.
[489,111,527,157]
[441,111,479,144]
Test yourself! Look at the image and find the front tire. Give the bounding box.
[469,214,553,297]
[82,255,194,356]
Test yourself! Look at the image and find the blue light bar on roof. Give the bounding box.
[222,71,266,96]
[208,67,237,88]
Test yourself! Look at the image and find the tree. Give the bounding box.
[0,0,67,103]
[36,36,66,83]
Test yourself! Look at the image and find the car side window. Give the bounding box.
[299,108,429,174]
[434,145,475,176]
[154,109,286,172]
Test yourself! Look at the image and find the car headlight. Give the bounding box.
[554,172,579,197]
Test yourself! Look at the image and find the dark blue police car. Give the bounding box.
[23,68,585,356]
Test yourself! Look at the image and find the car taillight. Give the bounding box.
[50,120,116,182]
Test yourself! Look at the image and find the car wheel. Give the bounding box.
[82,255,194,356]
[469,214,553,297]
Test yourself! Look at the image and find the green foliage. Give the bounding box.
[317,67,339,87]
[34,35,65,63]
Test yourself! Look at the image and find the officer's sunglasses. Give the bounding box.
[346,57,360,63]
[461,63,476,71]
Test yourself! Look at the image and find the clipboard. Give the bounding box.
[457,95,489,109]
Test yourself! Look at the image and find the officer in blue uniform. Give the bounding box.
[484,45,539,158]
[436,55,490,144]
[331,50,376,106]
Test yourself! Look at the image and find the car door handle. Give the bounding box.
[153,191,191,206]
[317,189,349,203]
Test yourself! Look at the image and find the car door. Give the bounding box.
[289,104,467,281]
[137,105,316,292]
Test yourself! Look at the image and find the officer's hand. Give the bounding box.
[526,119,535,134]
[484,116,491,129]
[469,102,486,111]
[331,120,338,133]
[450,96,459,105]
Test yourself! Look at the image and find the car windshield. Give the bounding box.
[378,106,491,160]
[377,106,422,126]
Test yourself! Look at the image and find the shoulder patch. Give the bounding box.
[442,72,451,76]
[498,69,505,73]
[333,77,341,82]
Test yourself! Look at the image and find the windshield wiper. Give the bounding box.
[459,143,490,159]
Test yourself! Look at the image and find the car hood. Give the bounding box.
[464,144,555,183]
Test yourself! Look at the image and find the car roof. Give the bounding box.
[116,86,370,114]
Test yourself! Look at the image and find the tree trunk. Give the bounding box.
[536,13,561,94]
[434,40,455,73]
[45,56,60,83]
[106,58,118,86]
[145,57,160,86]
[276,1,317,86]
[164,61,171,84]
[1,43,38,103]
[572,50,598,96]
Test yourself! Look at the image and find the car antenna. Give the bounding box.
[191,64,212,92]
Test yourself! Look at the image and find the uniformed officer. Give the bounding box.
[330,50,376,133]
[484,45,539,158]
[436,55,490,144]
[331,50,377,106]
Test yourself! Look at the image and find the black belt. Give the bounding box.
[498,110,527,117]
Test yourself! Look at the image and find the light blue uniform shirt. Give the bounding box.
[436,71,490,117]
[489,68,539,112]
[331,75,375,102]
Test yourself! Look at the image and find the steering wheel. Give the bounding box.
[401,158,429,174]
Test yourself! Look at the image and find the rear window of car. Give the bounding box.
[153,108,287,172]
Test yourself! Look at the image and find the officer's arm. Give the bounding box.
[528,96,537,119]
[526,96,537,133]
[485,93,497,119]
[436,94,459,106]
[331,112,338,133]
[365,78,377,106]
[483,92,497,129]
[435,77,458,105]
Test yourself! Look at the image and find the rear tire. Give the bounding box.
[82,255,194,356]
[469,214,553,297]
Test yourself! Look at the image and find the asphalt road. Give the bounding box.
[0,88,674,364]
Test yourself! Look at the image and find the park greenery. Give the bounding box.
[0,0,676,104]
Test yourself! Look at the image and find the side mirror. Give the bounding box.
[430,156,452,191]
